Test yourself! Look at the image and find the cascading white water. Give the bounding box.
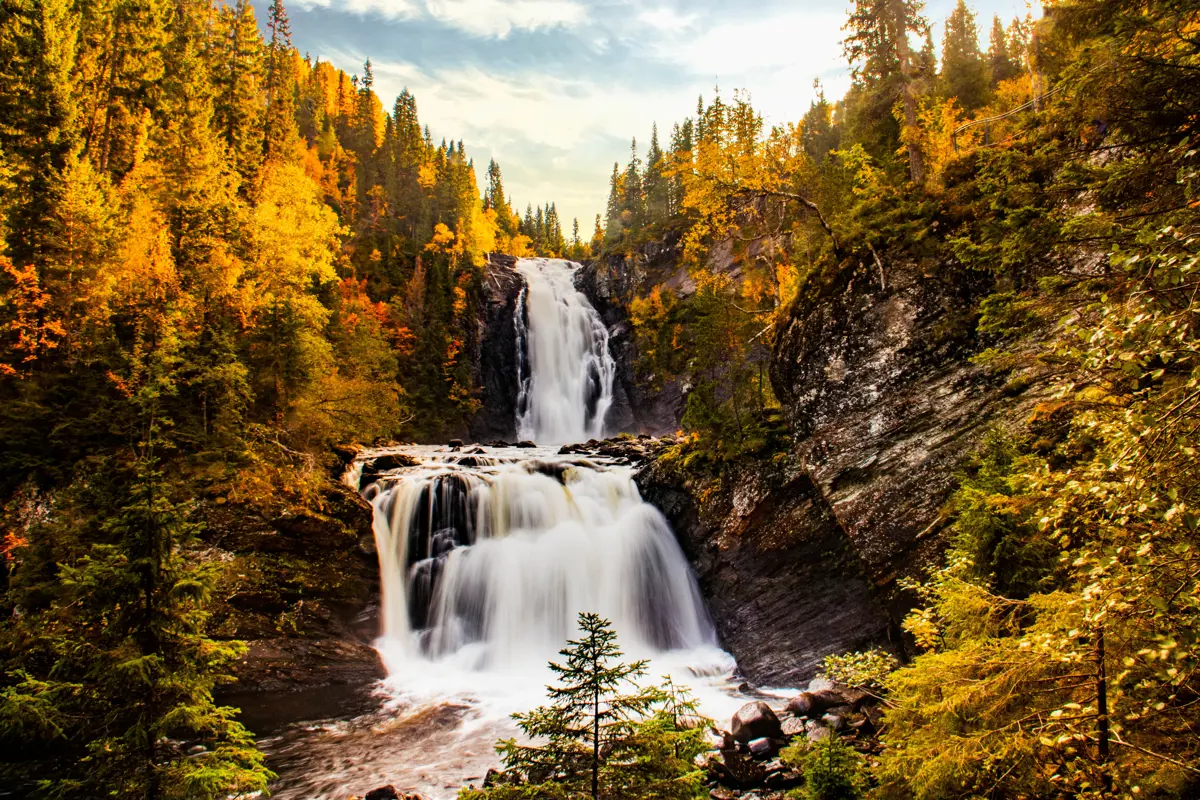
[514,258,616,445]
[365,447,722,678]
[321,262,739,799]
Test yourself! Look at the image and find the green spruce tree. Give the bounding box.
[463,613,707,800]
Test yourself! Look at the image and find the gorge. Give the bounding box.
[256,258,753,798]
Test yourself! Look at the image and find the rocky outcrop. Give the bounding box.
[575,237,690,435]
[638,451,894,687]
[200,478,384,693]
[467,254,526,443]
[769,256,1045,616]
[635,248,1049,685]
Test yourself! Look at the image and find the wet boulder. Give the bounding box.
[516,440,538,448]
[822,712,849,732]
[703,749,767,789]
[731,701,783,743]
[764,760,804,790]
[747,737,783,759]
[364,787,400,800]
[359,453,421,488]
[804,719,832,742]
[786,688,848,718]
[780,716,807,738]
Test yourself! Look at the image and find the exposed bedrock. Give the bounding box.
[467,254,526,443]
[638,453,893,687]
[575,236,689,435]
[769,256,1042,614]
[636,250,1047,685]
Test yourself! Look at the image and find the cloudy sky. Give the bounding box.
[263,0,1039,229]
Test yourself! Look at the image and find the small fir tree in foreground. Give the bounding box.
[461,612,708,800]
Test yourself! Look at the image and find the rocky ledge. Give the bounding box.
[200,473,385,695]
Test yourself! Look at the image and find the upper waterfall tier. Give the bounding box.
[514,258,616,445]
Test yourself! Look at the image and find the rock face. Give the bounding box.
[638,453,894,687]
[769,257,1042,616]
[467,254,526,443]
[200,478,384,692]
[636,251,1047,686]
[575,236,690,435]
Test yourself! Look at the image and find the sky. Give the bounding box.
[261,0,1041,231]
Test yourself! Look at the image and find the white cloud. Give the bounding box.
[636,6,698,32]
[293,0,418,19]
[426,0,588,37]
[293,0,587,37]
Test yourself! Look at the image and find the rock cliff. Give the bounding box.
[634,251,1047,686]
[575,236,690,435]
[467,255,526,443]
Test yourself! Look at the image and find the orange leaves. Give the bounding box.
[1,530,28,564]
[0,258,65,376]
[417,162,438,190]
[337,276,388,334]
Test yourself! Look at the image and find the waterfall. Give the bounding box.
[366,447,719,676]
[356,258,735,728]
[514,258,616,445]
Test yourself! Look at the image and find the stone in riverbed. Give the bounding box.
[704,749,767,789]
[786,688,848,718]
[747,737,783,759]
[805,719,832,742]
[448,439,464,449]
[823,712,849,732]
[516,440,537,448]
[780,715,807,738]
[731,701,783,743]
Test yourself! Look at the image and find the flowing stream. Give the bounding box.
[256,259,744,799]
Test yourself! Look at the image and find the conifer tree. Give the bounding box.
[941,0,989,110]
[802,81,840,163]
[643,123,669,226]
[263,0,297,161]
[622,138,644,234]
[465,613,707,800]
[213,0,264,186]
[987,15,1020,87]
[604,163,623,243]
[843,0,929,184]
[591,213,604,255]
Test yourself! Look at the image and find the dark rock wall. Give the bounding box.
[633,252,1047,685]
[467,255,526,443]
[638,458,894,687]
[769,259,1040,615]
[575,236,690,435]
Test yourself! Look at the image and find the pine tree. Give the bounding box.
[987,14,1019,87]
[604,163,623,243]
[263,0,297,161]
[0,0,80,265]
[591,213,604,255]
[213,0,264,186]
[465,613,707,800]
[643,123,669,227]
[941,0,989,110]
[802,81,841,163]
[622,138,644,234]
[843,0,929,184]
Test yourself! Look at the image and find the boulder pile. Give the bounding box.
[698,679,881,799]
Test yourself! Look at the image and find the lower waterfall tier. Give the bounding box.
[363,445,720,674]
